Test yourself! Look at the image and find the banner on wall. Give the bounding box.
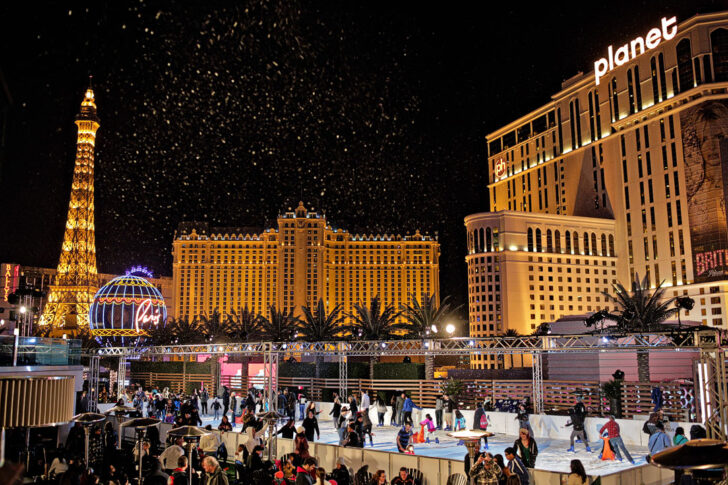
[682,101,728,282]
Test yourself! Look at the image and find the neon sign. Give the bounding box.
[494,157,506,179]
[594,16,677,85]
[3,266,10,301]
[126,266,154,279]
[695,250,728,278]
[134,298,162,333]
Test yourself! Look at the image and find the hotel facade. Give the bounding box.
[172,202,440,323]
[466,12,728,367]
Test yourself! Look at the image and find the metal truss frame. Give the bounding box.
[86,329,725,439]
[117,356,127,393]
[698,349,728,440]
[88,355,100,412]
[91,329,720,357]
[532,353,544,414]
[263,343,278,412]
[338,342,348,400]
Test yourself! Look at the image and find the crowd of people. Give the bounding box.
[19,383,711,485]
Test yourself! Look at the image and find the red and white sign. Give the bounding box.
[494,157,506,179]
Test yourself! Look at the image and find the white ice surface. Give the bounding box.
[199,413,650,476]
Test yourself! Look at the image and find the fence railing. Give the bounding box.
[620,381,694,422]
[134,371,697,420]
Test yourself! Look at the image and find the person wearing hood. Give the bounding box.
[143,458,169,485]
[240,421,270,457]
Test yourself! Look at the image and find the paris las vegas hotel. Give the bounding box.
[172,202,439,323]
[466,11,728,368]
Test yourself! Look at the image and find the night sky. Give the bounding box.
[0,1,723,315]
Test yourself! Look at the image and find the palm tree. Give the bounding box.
[169,317,203,345]
[147,319,175,345]
[399,294,461,379]
[345,296,401,378]
[259,305,299,342]
[603,274,677,381]
[199,309,228,343]
[603,274,677,332]
[299,299,346,378]
[226,307,263,342]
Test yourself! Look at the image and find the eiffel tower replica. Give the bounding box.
[40,82,100,334]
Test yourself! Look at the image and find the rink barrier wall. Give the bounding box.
[313,402,693,448]
[98,402,674,485]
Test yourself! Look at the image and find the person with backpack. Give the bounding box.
[473,401,489,450]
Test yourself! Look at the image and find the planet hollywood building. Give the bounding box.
[466,11,728,368]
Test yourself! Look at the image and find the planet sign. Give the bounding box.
[88,266,167,344]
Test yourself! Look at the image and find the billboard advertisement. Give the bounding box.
[682,100,728,282]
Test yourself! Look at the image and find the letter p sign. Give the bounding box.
[594,58,609,85]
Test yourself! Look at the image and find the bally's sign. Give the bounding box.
[594,16,677,85]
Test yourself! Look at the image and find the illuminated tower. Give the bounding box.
[40,83,100,332]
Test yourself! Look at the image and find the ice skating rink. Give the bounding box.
[200,412,650,476]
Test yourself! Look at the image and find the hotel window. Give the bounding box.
[609,235,615,256]
[674,172,680,196]
[676,38,694,93]
[610,77,619,122]
[704,55,713,83]
[588,92,596,142]
[694,58,703,85]
[651,56,660,103]
[565,231,572,253]
[676,200,683,225]
[658,53,667,101]
[667,202,673,227]
[712,28,728,82]
[672,261,677,286]
[627,69,636,115]
[644,237,649,261]
[679,230,685,255]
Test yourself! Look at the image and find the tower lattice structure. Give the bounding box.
[40,85,100,332]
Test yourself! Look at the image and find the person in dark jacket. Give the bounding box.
[515,403,533,437]
[302,410,320,442]
[513,429,538,468]
[330,394,342,428]
[344,422,362,448]
[221,387,230,418]
[348,395,358,416]
[566,407,591,452]
[473,402,489,449]
[144,458,169,485]
[278,419,297,439]
[328,457,351,485]
[295,457,317,485]
[246,445,265,472]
